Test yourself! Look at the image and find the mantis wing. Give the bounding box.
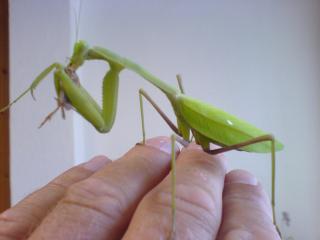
[176,94,284,153]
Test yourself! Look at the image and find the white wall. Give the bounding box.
[9,0,76,202]
[9,1,320,239]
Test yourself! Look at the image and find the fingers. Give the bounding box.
[29,136,176,240]
[1,138,279,240]
[0,155,110,239]
[123,143,227,240]
[217,169,280,240]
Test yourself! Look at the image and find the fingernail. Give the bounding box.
[145,136,172,154]
[225,169,258,186]
[82,155,110,171]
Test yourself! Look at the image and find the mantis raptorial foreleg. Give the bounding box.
[3,47,125,132]
[0,63,59,114]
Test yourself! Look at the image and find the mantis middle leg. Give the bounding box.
[138,88,186,240]
[138,88,181,144]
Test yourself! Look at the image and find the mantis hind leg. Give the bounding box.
[206,135,280,236]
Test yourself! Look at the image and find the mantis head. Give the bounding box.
[69,40,89,69]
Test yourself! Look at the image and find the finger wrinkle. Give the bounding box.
[0,213,34,240]
[99,147,170,186]
[225,169,258,186]
[52,166,95,186]
[153,187,215,220]
[146,189,216,238]
[174,183,220,222]
[127,153,163,178]
[179,182,218,213]
[223,202,273,225]
[150,183,220,229]
[65,177,128,219]
[46,180,68,193]
[59,198,117,224]
[223,184,271,210]
[223,197,272,221]
[0,212,18,223]
[10,202,45,225]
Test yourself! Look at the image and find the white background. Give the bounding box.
[9,0,320,239]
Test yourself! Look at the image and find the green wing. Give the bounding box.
[176,94,284,153]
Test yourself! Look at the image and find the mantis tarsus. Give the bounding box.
[0,40,284,239]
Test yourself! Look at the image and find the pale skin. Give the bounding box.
[0,137,280,240]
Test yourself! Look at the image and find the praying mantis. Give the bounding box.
[0,40,284,239]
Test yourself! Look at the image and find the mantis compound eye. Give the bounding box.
[69,40,89,68]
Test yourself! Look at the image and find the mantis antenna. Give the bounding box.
[73,0,83,43]
[39,0,83,127]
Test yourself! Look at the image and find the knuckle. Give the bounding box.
[51,165,91,186]
[46,180,68,193]
[0,212,25,240]
[63,177,128,220]
[223,183,273,217]
[181,149,226,176]
[149,183,219,231]
[224,183,269,206]
[175,183,220,221]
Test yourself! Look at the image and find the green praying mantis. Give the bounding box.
[0,40,284,239]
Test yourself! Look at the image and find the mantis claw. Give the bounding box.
[38,105,60,128]
[174,134,189,147]
[38,96,68,128]
[30,89,36,101]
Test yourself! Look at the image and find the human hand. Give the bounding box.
[0,136,280,239]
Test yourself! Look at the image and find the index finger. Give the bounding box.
[29,136,178,240]
[124,143,227,240]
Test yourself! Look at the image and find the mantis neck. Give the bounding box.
[87,46,180,100]
[121,58,180,103]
